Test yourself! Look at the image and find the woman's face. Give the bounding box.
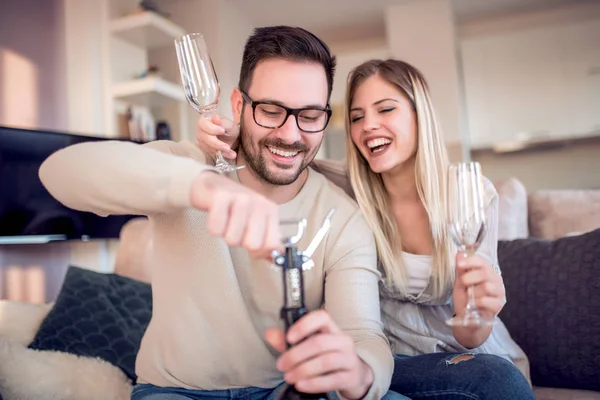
[349,74,417,174]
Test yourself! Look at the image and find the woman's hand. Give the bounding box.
[265,309,374,400]
[452,252,505,347]
[196,114,240,159]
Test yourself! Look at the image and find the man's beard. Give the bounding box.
[238,119,316,186]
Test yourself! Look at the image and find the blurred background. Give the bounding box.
[1,0,599,302]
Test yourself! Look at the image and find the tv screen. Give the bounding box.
[0,126,140,243]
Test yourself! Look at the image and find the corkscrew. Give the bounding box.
[271,209,336,400]
[271,208,336,335]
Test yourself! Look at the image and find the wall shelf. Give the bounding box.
[471,130,600,156]
[110,11,185,49]
[111,76,185,108]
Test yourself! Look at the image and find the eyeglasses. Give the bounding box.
[240,90,331,133]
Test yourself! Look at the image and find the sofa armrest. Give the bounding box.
[494,177,529,240]
[114,217,152,284]
[528,190,600,239]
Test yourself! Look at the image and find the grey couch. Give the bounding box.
[495,178,600,400]
[0,175,598,400]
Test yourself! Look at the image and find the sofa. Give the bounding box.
[493,178,600,400]
[0,177,598,400]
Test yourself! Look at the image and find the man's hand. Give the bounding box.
[190,171,282,259]
[196,114,240,159]
[265,310,374,400]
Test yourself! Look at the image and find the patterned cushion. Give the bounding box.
[498,229,600,391]
[28,266,152,383]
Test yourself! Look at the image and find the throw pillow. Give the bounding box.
[0,300,52,346]
[0,339,131,400]
[498,228,600,391]
[28,266,152,383]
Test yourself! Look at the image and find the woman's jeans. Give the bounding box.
[389,353,535,399]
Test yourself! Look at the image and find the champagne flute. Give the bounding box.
[446,162,495,327]
[174,33,244,173]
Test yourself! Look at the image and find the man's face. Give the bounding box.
[236,58,328,186]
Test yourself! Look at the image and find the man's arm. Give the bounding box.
[39,139,283,259]
[39,140,216,217]
[324,210,394,399]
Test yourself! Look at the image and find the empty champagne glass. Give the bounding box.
[174,33,244,173]
[446,162,495,327]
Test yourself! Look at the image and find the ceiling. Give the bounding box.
[158,0,593,44]
[228,0,591,43]
[453,0,589,20]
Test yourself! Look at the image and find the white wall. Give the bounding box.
[215,0,256,120]
[0,0,68,131]
[460,1,600,191]
[384,0,465,157]
[459,1,600,149]
[63,0,107,136]
[457,1,600,39]
[329,39,391,107]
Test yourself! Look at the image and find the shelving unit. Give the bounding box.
[110,11,185,49]
[112,76,185,108]
[102,1,189,141]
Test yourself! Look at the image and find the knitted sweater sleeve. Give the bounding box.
[39,140,217,217]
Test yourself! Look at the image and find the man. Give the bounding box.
[39,26,393,399]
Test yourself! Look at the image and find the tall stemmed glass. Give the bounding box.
[446,162,495,327]
[174,33,244,173]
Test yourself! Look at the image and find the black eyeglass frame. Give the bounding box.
[240,90,332,133]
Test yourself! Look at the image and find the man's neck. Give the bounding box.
[235,152,308,205]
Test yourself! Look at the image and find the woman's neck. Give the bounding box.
[382,156,434,256]
[381,156,419,204]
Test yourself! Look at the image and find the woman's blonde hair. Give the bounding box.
[345,59,452,297]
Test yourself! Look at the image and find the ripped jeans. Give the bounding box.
[389,353,535,399]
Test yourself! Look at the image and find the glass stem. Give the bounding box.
[463,250,478,315]
[201,110,227,166]
[466,286,477,312]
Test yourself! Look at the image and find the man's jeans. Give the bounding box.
[131,383,286,400]
[131,382,409,400]
[389,352,536,399]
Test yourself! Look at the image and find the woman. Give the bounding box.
[196,59,534,399]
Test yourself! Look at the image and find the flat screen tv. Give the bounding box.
[0,125,140,244]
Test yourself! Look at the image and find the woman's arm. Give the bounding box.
[452,179,505,348]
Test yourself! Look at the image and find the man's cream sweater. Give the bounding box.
[39,139,393,398]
